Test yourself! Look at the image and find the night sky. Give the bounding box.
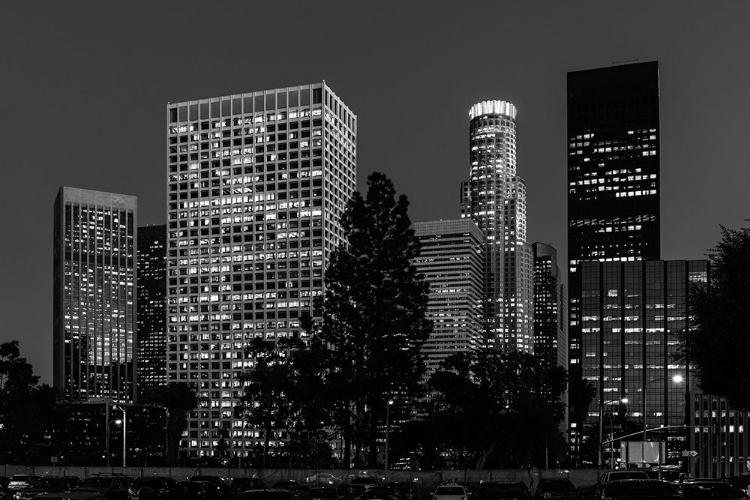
[3,2,749,385]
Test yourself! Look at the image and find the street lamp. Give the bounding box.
[642,375,683,439]
[385,399,394,477]
[598,397,627,468]
[113,405,128,468]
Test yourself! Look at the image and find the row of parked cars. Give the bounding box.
[3,470,747,500]
[0,473,246,500]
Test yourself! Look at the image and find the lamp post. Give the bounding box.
[642,375,683,439]
[642,374,683,467]
[385,399,394,477]
[114,405,128,468]
[598,398,627,468]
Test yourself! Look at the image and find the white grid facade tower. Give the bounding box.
[166,82,356,459]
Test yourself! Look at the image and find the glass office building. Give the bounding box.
[166,82,356,459]
[532,242,567,374]
[568,61,661,382]
[53,187,137,403]
[580,260,707,445]
[137,224,167,402]
[413,219,485,380]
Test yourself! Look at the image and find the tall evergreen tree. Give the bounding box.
[679,223,750,410]
[311,171,431,467]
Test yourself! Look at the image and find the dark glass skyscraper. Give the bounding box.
[136,224,167,402]
[53,187,137,403]
[580,260,707,465]
[567,61,661,380]
[532,242,566,374]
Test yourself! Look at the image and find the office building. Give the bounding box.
[532,242,567,374]
[580,260,707,462]
[53,187,137,402]
[567,61,661,382]
[166,82,356,459]
[137,224,167,402]
[413,219,485,379]
[461,100,534,353]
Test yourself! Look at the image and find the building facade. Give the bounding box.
[53,187,137,403]
[579,260,707,463]
[137,224,167,402]
[532,242,567,374]
[166,82,356,459]
[461,100,533,353]
[567,61,661,382]
[412,219,485,380]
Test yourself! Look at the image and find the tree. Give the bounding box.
[421,349,567,469]
[310,171,431,467]
[153,382,199,466]
[679,223,750,411]
[0,341,58,463]
[235,337,300,468]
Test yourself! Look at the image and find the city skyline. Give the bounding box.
[3,2,750,384]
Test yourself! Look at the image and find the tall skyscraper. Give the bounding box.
[137,224,167,402]
[580,260,707,463]
[532,242,567,374]
[166,82,356,460]
[461,100,533,352]
[53,187,137,403]
[413,219,485,379]
[567,61,661,381]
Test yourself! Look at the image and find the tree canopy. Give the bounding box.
[414,349,568,469]
[679,223,750,410]
[0,340,57,463]
[310,171,431,467]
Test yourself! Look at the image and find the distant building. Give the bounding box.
[532,242,567,374]
[166,82,356,460]
[462,100,533,353]
[137,224,167,402]
[413,219,485,380]
[580,260,708,463]
[567,61,661,382]
[53,187,137,403]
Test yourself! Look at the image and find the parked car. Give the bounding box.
[477,482,532,500]
[189,476,230,498]
[231,491,309,500]
[14,477,82,500]
[230,479,267,497]
[386,482,420,500]
[348,479,379,492]
[534,479,576,500]
[34,493,109,500]
[572,485,595,500]
[306,476,343,487]
[597,472,649,485]
[432,484,469,500]
[70,475,133,500]
[272,483,305,491]
[180,481,223,500]
[8,477,42,492]
[593,480,681,500]
[680,481,746,500]
[341,485,367,500]
[308,488,341,500]
[127,477,182,500]
[359,487,399,500]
